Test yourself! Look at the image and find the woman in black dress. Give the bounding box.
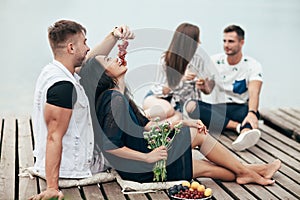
[83,55,280,185]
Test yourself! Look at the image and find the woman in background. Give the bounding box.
[142,22,215,121]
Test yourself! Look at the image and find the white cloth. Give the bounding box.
[114,171,183,194]
[19,167,181,192]
[210,53,263,104]
[32,60,95,178]
[150,46,216,106]
[19,167,115,188]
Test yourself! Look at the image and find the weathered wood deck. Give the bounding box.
[0,108,299,200]
[260,107,300,142]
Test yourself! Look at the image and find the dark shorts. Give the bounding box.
[187,100,259,133]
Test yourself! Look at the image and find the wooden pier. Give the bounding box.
[0,108,299,200]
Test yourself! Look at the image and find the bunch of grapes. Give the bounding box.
[168,181,212,199]
[117,40,129,66]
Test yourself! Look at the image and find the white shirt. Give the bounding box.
[210,53,263,104]
[150,46,216,106]
[32,60,94,178]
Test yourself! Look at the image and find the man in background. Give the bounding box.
[187,24,262,152]
[210,24,263,151]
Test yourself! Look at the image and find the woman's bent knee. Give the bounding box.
[143,96,175,119]
[185,100,197,113]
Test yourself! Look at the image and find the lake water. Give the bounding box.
[1,0,300,115]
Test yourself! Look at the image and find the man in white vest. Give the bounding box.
[31,20,134,200]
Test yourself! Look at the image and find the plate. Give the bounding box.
[168,193,212,200]
[167,182,212,200]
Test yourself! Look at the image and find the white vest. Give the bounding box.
[32,60,94,178]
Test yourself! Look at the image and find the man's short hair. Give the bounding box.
[48,20,86,51]
[224,25,245,40]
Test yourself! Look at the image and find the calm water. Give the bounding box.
[1,0,300,115]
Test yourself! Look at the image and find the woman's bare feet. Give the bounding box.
[236,168,275,185]
[246,159,281,179]
[264,159,281,179]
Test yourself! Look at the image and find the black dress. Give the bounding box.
[96,90,192,182]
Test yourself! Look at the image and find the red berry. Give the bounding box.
[117,40,129,66]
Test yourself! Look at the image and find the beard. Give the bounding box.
[225,48,239,56]
[74,54,86,68]
[224,45,242,56]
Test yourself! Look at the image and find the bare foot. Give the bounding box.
[236,169,275,185]
[264,159,281,179]
[245,159,282,179]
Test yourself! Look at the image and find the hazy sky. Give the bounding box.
[1,0,300,114]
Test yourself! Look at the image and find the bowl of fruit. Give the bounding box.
[167,180,212,200]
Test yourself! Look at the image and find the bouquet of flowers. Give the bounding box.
[143,118,183,182]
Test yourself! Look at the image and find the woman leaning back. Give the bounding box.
[79,36,281,185]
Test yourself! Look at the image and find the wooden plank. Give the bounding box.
[216,134,287,199]
[233,135,300,185]
[293,129,300,142]
[102,181,126,200]
[263,183,298,200]
[61,187,82,199]
[222,129,300,173]
[291,108,300,115]
[259,124,300,151]
[39,178,47,192]
[127,193,149,200]
[256,139,300,172]
[245,184,280,200]
[18,116,38,199]
[247,143,300,184]
[1,110,299,200]
[0,116,16,200]
[270,173,300,198]
[279,107,300,121]
[215,133,256,162]
[272,109,300,129]
[262,109,300,142]
[265,109,295,129]
[222,131,300,182]
[218,133,300,199]
[273,109,300,142]
[0,118,4,199]
[196,178,233,200]
[260,109,294,137]
[82,184,105,200]
[84,182,150,200]
[260,128,300,162]
[220,182,256,199]
[147,190,170,200]
[0,118,3,157]
[37,178,85,199]
[239,150,300,199]
[281,108,300,142]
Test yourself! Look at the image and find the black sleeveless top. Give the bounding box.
[96,89,193,182]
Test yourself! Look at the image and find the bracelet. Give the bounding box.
[248,110,259,119]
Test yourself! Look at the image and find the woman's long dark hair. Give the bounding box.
[165,23,200,88]
[94,59,146,125]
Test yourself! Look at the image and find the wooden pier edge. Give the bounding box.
[260,107,300,142]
